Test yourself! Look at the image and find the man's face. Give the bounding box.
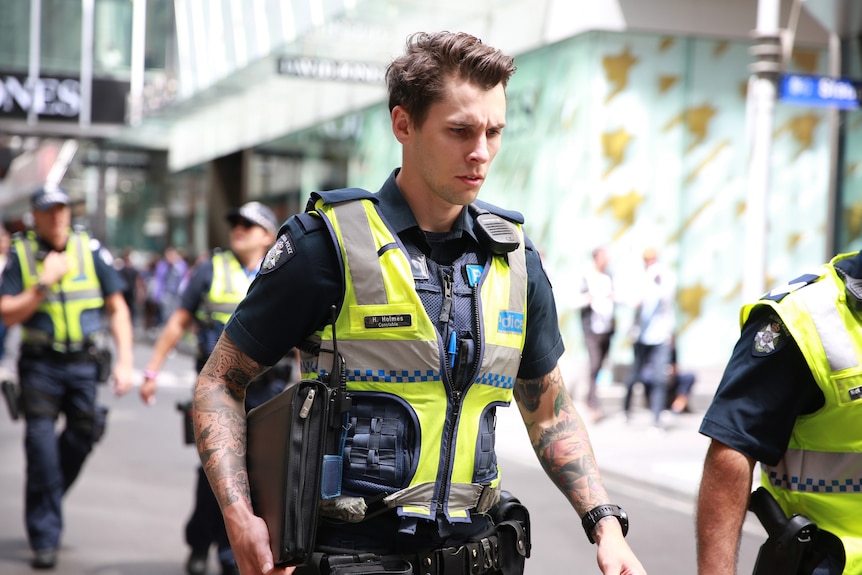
[403,77,507,207]
[229,218,274,258]
[33,205,71,249]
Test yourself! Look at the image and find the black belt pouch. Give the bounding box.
[247,379,333,567]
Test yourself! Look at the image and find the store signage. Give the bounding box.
[277,56,386,84]
[0,71,129,123]
[779,73,860,110]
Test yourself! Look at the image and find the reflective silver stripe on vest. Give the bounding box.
[506,241,526,313]
[337,339,439,382]
[763,448,862,493]
[383,481,500,513]
[797,279,857,372]
[338,201,387,304]
[218,252,236,295]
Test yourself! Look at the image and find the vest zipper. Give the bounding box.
[436,283,483,516]
[436,389,462,514]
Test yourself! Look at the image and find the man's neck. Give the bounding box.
[395,170,461,233]
[235,248,267,273]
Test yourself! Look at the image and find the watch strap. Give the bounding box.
[581,504,628,544]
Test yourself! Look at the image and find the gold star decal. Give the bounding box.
[658,75,679,93]
[846,204,862,242]
[603,46,639,103]
[792,49,820,74]
[663,104,718,152]
[659,37,675,52]
[677,282,710,333]
[598,189,644,238]
[787,232,803,252]
[601,128,633,179]
[775,113,821,159]
[713,41,729,57]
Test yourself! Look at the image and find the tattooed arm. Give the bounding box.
[193,333,292,575]
[513,364,647,575]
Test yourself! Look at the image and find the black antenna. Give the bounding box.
[325,305,350,447]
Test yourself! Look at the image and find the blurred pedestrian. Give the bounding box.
[140,201,287,575]
[114,247,142,327]
[623,246,676,428]
[0,186,134,570]
[575,245,615,422]
[666,338,696,414]
[149,246,188,330]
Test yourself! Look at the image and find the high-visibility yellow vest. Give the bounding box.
[14,230,104,351]
[196,250,250,327]
[302,194,528,522]
[745,252,862,574]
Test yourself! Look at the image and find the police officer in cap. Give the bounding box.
[141,201,288,575]
[0,185,134,569]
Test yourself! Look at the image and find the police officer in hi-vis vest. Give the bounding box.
[697,251,862,575]
[0,186,134,570]
[141,202,287,575]
[192,32,646,575]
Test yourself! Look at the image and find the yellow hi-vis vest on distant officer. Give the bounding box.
[13,230,103,351]
[746,252,862,575]
[196,250,251,327]
[302,194,528,523]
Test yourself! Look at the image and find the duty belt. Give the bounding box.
[20,343,96,362]
[318,534,502,575]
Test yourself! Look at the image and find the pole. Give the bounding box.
[27,0,41,126]
[129,0,147,125]
[743,0,782,302]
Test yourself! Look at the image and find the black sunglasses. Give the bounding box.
[231,217,254,229]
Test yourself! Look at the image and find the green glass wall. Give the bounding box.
[345,31,832,369]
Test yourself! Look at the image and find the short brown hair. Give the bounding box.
[386,31,516,128]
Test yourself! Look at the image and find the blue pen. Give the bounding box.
[448,330,457,369]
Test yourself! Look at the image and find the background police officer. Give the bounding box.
[696,252,862,574]
[141,202,286,575]
[0,185,134,570]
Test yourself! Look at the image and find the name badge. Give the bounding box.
[365,314,413,329]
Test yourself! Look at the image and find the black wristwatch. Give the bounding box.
[581,504,629,544]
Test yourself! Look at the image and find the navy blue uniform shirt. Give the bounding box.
[699,253,862,465]
[0,232,125,337]
[226,170,565,380]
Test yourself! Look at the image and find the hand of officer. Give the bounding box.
[39,251,70,286]
[223,504,294,575]
[112,358,134,396]
[595,520,648,575]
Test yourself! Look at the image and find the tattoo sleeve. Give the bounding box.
[193,333,264,511]
[513,365,609,515]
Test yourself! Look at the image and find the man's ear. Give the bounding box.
[391,106,411,144]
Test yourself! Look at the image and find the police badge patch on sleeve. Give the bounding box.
[752,315,789,356]
[260,232,296,274]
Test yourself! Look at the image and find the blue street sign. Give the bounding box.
[779,73,860,110]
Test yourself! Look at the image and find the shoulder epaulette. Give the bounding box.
[761,273,821,302]
[472,199,524,224]
[305,188,377,212]
[296,212,325,233]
